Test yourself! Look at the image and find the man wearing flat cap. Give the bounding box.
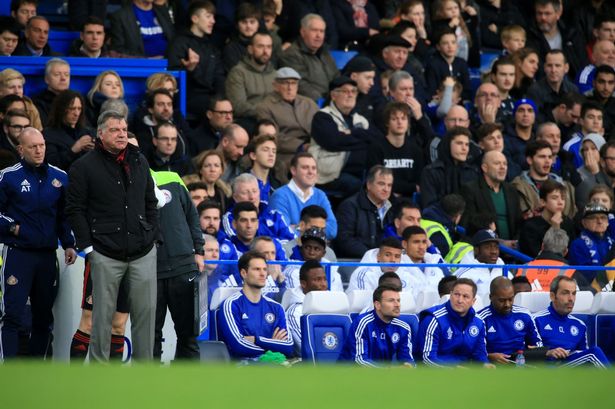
[256,67,319,183]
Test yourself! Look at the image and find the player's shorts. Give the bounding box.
[81,258,129,313]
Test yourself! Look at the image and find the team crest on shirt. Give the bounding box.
[264,313,275,323]
[446,328,453,339]
[570,325,579,336]
[6,275,18,285]
[322,332,338,350]
[391,332,400,343]
[221,243,231,253]
[514,319,525,331]
[468,325,479,337]
[266,219,274,227]
[51,178,62,188]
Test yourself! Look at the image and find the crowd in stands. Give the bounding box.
[1,0,615,365]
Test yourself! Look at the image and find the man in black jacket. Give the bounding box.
[66,110,159,362]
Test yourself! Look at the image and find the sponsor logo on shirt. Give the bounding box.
[21,179,30,192]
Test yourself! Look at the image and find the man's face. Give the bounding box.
[450,134,470,162]
[98,117,128,154]
[200,208,221,235]
[153,126,178,157]
[475,83,501,115]
[390,78,414,103]
[537,125,561,154]
[375,290,401,321]
[592,41,615,67]
[377,246,402,273]
[482,152,507,184]
[291,157,318,189]
[238,17,259,38]
[387,110,409,137]
[233,210,259,242]
[582,212,609,235]
[556,103,581,127]
[64,97,82,128]
[301,267,328,292]
[150,94,173,122]
[450,284,475,316]
[190,189,207,207]
[542,190,565,214]
[298,217,326,236]
[17,129,45,166]
[249,34,273,66]
[193,8,215,35]
[478,130,504,152]
[602,147,615,177]
[4,114,30,143]
[437,33,458,59]
[203,240,219,261]
[595,22,615,42]
[535,3,561,34]
[13,2,36,27]
[493,64,516,92]
[251,140,276,170]
[395,207,421,233]
[382,46,409,70]
[207,100,233,130]
[444,106,470,130]
[300,239,326,261]
[366,172,393,204]
[0,30,19,55]
[594,73,615,100]
[253,240,277,261]
[233,180,260,208]
[46,63,70,93]
[300,18,325,52]
[221,129,249,161]
[273,78,299,103]
[544,53,568,85]
[241,257,268,289]
[26,18,49,51]
[528,147,554,178]
[581,109,603,134]
[551,280,576,315]
[404,233,428,261]
[475,241,500,264]
[515,104,536,128]
[350,71,375,95]
[491,285,514,315]
[81,23,105,53]
[330,84,358,114]
[2,78,24,97]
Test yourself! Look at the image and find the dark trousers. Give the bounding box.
[1,246,58,358]
[154,272,199,360]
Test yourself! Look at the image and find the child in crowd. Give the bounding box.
[500,25,526,55]
[425,27,471,101]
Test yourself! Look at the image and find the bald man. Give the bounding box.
[429,105,474,163]
[577,40,615,94]
[477,277,543,365]
[0,127,76,359]
[460,150,522,243]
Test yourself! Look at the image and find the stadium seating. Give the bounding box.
[330,50,358,70]
[47,30,80,55]
[198,340,231,362]
[301,291,351,364]
[208,287,241,341]
[591,292,615,361]
[415,291,440,312]
[347,290,372,320]
[514,292,551,313]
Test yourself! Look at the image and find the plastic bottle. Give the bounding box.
[515,350,526,367]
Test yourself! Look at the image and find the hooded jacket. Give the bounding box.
[225,55,277,118]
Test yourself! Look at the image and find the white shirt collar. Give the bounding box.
[288,179,314,203]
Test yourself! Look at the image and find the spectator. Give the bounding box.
[269,152,337,239]
[13,16,57,57]
[222,3,263,72]
[10,0,36,29]
[421,193,465,258]
[510,47,540,99]
[187,182,209,207]
[562,101,605,168]
[429,104,471,162]
[85,70,124,128]
[535,121,580,185]
[347,237,406,292]
[331,0,380,52]
[511,275,531,294]
[226,32,277,126]
[151,170,203,361]
[366,101,423,197]
[577,40,615,95]
[430,0,480,67]
[518,179,575,259]
[0,69,25,99]
[279,13,340,101]
[109,0,175,58]
[197,200,238,281]
[474,123,521,179]
[578,133,607,183]
[420,127,478,208]
[542,92,583,144]
[0,16,20,56]
[68,16,109,58]
[425,27,471,101]
[470,82,504,132]
[401,226,446,297]
[503,98,537,172]
[575,141,615,210]
[343,56,378,121]
[282,204,337,262]
[425,77,463,137]
[438,276,458,297]
[167,0,224,122]
[587,65,615,134]
[216,124,249,183]
[0,93,42,131]
[339,285,415,367]
[0,109,29,164]
[389,19,427,71]
[498,24,526,55]
[398,0,430,54]
[256,67,319,183]
[217,250,294,359]
[525,0,588,79]
[527,50,579,117]
[32,58,70,126]
[147,122,193,176]
[192,97,234,156]
[418,278,491,367]
[276,1,338,49]
[490,56,517,120]
[191,150,231,211]
[335,166,394,258]
[244,132,280,203]
[511,140,576,219]
[66,110,159,362]
[43,90,96,171]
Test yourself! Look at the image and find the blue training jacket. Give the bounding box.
[476,304,543,355]
[0,160,74,250]
[533,304,588,352]
[338,310,415,367]
[418,301,488,366]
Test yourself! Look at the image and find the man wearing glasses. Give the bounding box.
[0,109,30,164]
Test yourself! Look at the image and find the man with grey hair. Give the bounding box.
[66,110,159,362]
[216,123,249,183]
[32,58,70,124]
[221,172,295,241]
[279,13,339,101]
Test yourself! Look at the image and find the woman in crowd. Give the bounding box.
[192,149,232,212]
[86,70,124,127]
[0,69,43,130]
[510,47,540,99]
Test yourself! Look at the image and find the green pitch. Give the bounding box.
[2,363,614,408]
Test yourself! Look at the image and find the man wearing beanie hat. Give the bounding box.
[343,56,377,120]
[504,98,537,172]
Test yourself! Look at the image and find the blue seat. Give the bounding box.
[48,31,80,56]
[330,50,358,70]
[206,287,240,341]
[398,314,420,357]
[480,51,500,73]
[590,292,615,361]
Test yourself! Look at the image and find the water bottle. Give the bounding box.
[515,350,526,367]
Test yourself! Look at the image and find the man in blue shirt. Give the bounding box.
[418,278,493,367]
[339,285,415,367]
[217,250,294,359]
[477,277,543,365]
[534,276,610,367]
